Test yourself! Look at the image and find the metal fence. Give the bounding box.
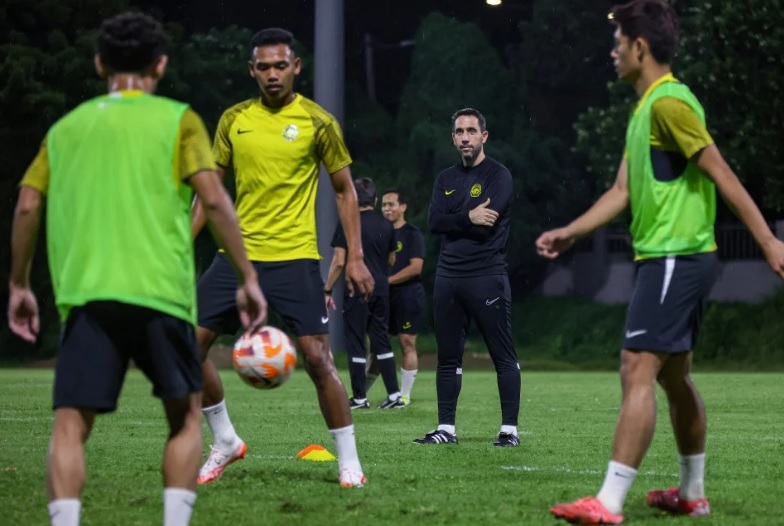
[575,222,777,260]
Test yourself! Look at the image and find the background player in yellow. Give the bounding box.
[537,1,784,523]
[8,12,266,526]
[191,28,374,488]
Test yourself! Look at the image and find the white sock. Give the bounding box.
[679,453,705,500]
[352,398,367,404]
[400,368,417,399]
[48,499,81,526]
[500,425,518,436]
[202,400,239,449]
[388,392,401,401]
[163,488,196,526]
[437,424,456,436]
[329,425,362,472]
[596,461,637,515]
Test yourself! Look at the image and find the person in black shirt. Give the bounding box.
[325,178,405,410]
[380,189,426,405]
[413,108,521,447]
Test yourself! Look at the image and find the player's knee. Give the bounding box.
[401,337,418,355]
[301,341,334,376]
[164,394,202,437]
[196,327,218,362]
[53,409,94,444]
[619,351,659,388]
[656,370,691,393]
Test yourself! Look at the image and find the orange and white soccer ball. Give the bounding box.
[232,326,297,389]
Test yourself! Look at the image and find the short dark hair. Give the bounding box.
[451,108,487,132]
[354,178,377,207]
[382,188,407,206]
[249,28,296,57]
[96,12,169,73]
[610,0,680,64]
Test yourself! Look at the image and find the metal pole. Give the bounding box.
[315,0,345,353]
[364,33,376,103]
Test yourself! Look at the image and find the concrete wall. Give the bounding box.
[539,221,784,304]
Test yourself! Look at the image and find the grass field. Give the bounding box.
[1,368,783,525]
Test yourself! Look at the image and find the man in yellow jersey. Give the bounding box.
[537,1,784,524]
[191,28,374,488]
[7,13,266,526]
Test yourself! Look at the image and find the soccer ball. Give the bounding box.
[232,326,297,389]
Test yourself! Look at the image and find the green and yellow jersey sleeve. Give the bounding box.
[650,97,714,159]
[20,140,50,194]
[178,108,217,180]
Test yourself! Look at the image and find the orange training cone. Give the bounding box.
[296,444,336,462]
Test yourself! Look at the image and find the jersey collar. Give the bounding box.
[107,89,146,98]
[634,72,678,113]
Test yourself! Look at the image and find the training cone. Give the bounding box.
[296,444,336,462]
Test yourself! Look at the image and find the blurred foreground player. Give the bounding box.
[7,12,265,526]
[541,1,784,523]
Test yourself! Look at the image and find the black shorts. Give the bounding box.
[197,254,328,336]
[389,284,425,335]
[54,301,201,414]
[623,252,718,353]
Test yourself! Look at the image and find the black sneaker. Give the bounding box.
[349,398,370,410]
[493,432,520,447]
[413,429,458,444]
[378,397,406,409]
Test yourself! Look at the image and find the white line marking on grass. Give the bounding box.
[501,465,677,477]
[248,454,294,460]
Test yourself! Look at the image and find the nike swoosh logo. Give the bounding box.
[486,297,500,306]
[445,189,456,195]
[237,129,253,135]
[625,329,647,338]
[321,316,329,324]
[402,322,411,329]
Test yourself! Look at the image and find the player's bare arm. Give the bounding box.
[388,257,424,286]
[8,186,43,343]
[331,166,374,300]
[191,165,227,239]
[189,169,268,329]
[536,159,629,259]
[695,145,784,279]
[324,246,346,311]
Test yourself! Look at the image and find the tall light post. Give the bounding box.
[314,0,345,353]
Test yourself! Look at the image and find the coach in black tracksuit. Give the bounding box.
[413,108,521,447]
[326,178,405,410]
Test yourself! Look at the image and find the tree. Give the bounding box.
[395,12,596,295]
[0,0,137,358]
[574,0,784,214]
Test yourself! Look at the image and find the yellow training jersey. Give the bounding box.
[213,94,352,261]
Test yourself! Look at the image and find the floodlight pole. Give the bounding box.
[315,0,346,353]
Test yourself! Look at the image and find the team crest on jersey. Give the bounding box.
[396,241,403,252]
[282,124,299,142]
[470,183,482,197]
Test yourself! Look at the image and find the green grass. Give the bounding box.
[1,369,783,525]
